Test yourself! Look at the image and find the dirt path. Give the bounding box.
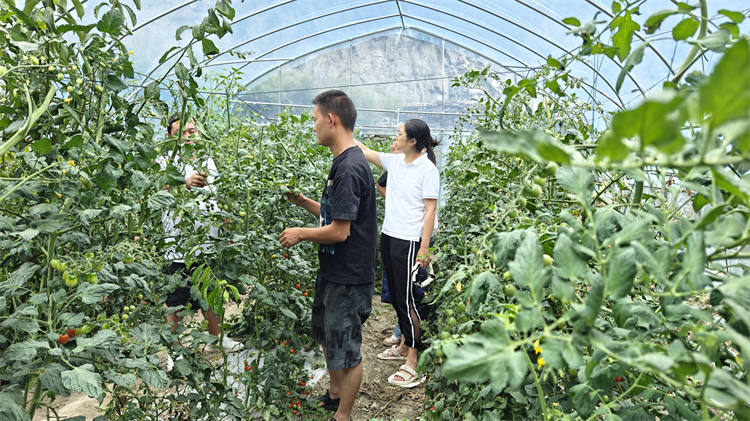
[31,299,424,421]
[312,297,425,421]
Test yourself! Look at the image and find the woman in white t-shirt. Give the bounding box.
[355,119,440,388]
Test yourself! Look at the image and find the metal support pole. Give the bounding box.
[441,38,445,132]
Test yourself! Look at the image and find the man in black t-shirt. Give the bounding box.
[280,90,376,421]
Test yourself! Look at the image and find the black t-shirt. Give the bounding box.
[318,146,377,285]
[377,171,388,188]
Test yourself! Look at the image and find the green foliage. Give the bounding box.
[422,4,750,420]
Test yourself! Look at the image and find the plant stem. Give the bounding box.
[524,349,548,419]
[27,376,43,418]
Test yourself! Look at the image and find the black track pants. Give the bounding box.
[380,233,421,349]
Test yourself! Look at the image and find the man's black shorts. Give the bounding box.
[164,262,200,310]
[311,276,373,371]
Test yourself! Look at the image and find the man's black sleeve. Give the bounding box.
[330,168,361,221]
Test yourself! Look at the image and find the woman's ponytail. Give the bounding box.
[404,119,441,165]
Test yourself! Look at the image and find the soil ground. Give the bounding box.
[31,298,424,421]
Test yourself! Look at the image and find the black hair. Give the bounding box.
[312,90,357,132]
[167,113,180,136]
[404,118,440,164]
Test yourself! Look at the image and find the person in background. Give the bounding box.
[379,139,439,348]
[355,118,440,388]
[377,140,404,348]
[159,113,243,358]
[280,90,377,421]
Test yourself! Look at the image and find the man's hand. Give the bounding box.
[283,191,307,207]
[417,247,430,268]
[186,171,207,188]
[280,227,303,248]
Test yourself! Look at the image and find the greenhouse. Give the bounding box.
[1,0,750,420]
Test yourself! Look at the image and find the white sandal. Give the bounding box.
[383,335,401,346]
[388,364,424,388]
[377,345,406,360]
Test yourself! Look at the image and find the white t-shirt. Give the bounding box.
[379,152,440,242]
[158,154,220,262]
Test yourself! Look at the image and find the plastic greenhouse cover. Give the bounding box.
[72,0,750,133]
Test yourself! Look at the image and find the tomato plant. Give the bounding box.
[422,2,750,420]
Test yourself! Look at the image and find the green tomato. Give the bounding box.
[85,251,94,260]
[80,324,92,334]
[0,66,7,78]
[123,254,135,264]
[503,284,517,297]
[543,254,554,266]
[507,208,518,218]
[101,323,109,329]
[66,85,74,93]
[85,273,98,284]
[51,259,67,272]
[530,184,543,197]
[533,177,547,186]
[503,270,512,281]
[76,78,83,86]
[122,314,129,321]
[518,197,527,208]
[447,317,457,327]
[542,162,558,177]
[63,271,78,288]
[95,85,103,92]
[57,73,64,81]
[238,210,247,217]
[455,301,466,313]
[439,331,451,340]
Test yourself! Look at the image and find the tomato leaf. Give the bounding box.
[508,230,549,302]
[480,129,572,164]
[40,363,69,396]
[61,364,102,400]
[554,233,588,280]
[3,339,48,363]
[672,17,700,40]
[615,41,646,93]
[718,9,745,24]
[147,190,175,211]
[201,38,220,57]
[700,38,750,129]
[644,9,677,34]
[78,283,119,304]
[97,8,123,36]
[604,246,636,298]
[611,91,685,151]
[0,387,30,421]
[610,9,641,61]
[556,166,593,205]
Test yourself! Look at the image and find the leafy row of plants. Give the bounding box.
[0,0,391,419]
[422,2,749,420]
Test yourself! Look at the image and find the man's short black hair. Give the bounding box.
[312,90,357,132]
[167,113,180,136]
